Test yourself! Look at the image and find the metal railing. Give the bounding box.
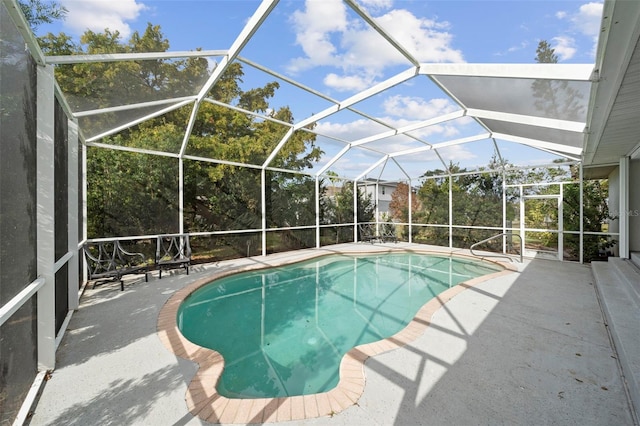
[470,232,523,263]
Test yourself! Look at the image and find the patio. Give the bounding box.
[3,0,640,424]
[28,244,635,425]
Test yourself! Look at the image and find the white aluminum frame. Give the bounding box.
[4,0,635,424]
[619,156,630,258]
[36,64,56,370]
[68,120,80,311]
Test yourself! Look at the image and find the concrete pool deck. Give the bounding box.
[28,243,636,425]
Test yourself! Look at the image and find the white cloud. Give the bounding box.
[315,116,465,144]
[60,0,147,39]
[552,36,577,60]
[572,2,604,37]
[508,41,529,53]
[316,118,386,141]
[324,73,373,92]
[409,122,462,139]
[390,143,479,168]
[555,2,603,36]
[359,0,393,13]
[435,144,477,161]
[374,9,463,63]
[383,95,458,120]
[206,58,218,73]
[314,93,474,147]
[353,135,424,157]
[288,0,463,90]
[288,0,348,72]
[494,40,529,57]
[442,124,461,138]
[555,1,603,59]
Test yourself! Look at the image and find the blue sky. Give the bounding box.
[39,0,603,64]
[37,0,603,178]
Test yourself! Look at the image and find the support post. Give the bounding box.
[178,158,184,235]
[37,65,56,370]
[579,164,584,264]
[408,179,413,243]
[261,169,267,256]
[620,156,630,259]
[315,177,321,248]
[375,181,379,236]
[448,175,453,248]
[558,184,564,261]
[81,131,88,284]
[520,185,525,257]
[353,180,358,242]
[502,170,507,254]
[67,120,79,310]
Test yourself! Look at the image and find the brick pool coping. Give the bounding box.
[156,248,517,423]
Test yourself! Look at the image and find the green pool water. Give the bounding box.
[177,253,500,398]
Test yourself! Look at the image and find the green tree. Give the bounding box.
[265,171,318,249]
[19,0,66,31]
[321,179,375,244]
[531,41,612,260]
[46,24,322,252]
[563,169,614,261]
[416,175,449,225]
[412,168,450,244]
[412,158,507,249]
[535,40,558,63]
[532,40,585,121]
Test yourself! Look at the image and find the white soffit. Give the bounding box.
[584,0,640,165]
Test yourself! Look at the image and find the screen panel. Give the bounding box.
[0,5,38,305]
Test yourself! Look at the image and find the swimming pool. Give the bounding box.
[177,252,501,399]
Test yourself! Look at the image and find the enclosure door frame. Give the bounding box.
[521,193,564,261]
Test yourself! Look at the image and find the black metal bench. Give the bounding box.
[380,223,398,243]
[155,234,191,279]
[358,223,379,243]
[83,240,149,291]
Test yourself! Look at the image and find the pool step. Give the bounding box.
[591,258,640,422]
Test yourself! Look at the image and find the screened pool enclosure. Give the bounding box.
[2,0,640,424]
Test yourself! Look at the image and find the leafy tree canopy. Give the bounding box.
[535,40,559,64]
[44,23,323,244]
[19,0,66,31]
[389,182,420,223]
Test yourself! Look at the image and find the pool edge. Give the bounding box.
[156,249,517,424]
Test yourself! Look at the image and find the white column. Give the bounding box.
[502,171,506,253]
[37,65,56,370]
[579,164,584,264]
[558,187,564,261]
[261,169,267,256]
[374,182,379,236]
[620,156,630,259]
[408,179,413,243]
[448,176,453,248]
[353,180,358,242]
[82,137,87,244]
[315,177,320,248]
[178,158,184,235]
[520,185,525,256]
[81,134,88,283]
[67,121,79,310]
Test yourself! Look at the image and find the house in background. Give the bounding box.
[359,180,399,221]
[323,181,399,221]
